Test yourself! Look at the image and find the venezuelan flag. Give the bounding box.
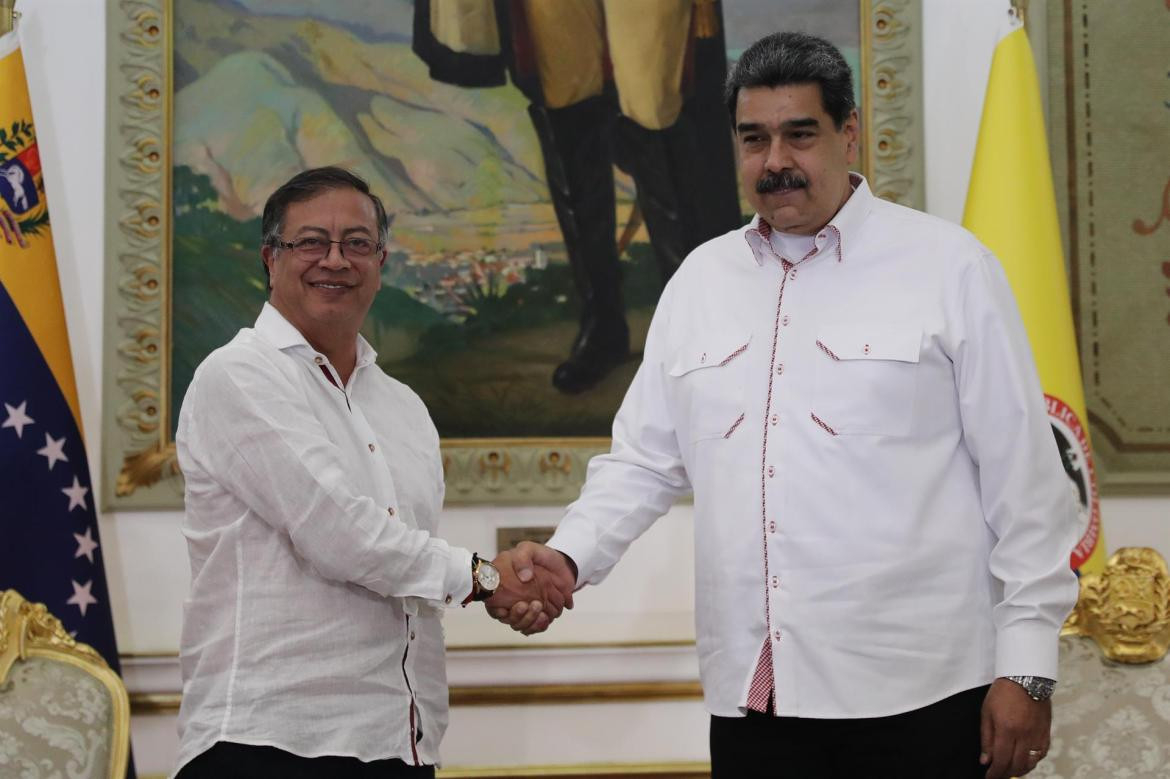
[0,30,123,668]
[962,5,1105,575]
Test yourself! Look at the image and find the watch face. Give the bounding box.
[477,561,501,592]
[1030,680,1056,701]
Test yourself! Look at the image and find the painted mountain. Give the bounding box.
[170,0,861,438]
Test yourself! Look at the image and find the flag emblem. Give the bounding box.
[1047,394,1100,569]
[1,157,39,214]
[0,120,47,237]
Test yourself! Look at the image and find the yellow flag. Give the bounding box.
[0,36,83,430]
[962,9,1104,574]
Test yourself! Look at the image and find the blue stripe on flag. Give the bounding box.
[0,280,121,672]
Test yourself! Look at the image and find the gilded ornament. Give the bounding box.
[0,590,130,778]
[1063,547,1170,663]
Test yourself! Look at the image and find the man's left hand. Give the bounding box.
[980,678,1051,779]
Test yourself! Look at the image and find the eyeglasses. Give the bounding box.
[272,236,384,262]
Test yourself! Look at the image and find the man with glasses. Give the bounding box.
[173,167,576,778]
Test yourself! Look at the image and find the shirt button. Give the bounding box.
[771,576,778,588]
[444,594,452,604]
[314,356,324,364]
[768,521,776,533]
[700,352,707,363]
[767,465,775,478]
[387,507,396,517]
[368,443,376,452]
[410,631,416,641]
[774,630,781,642]
[770,414,778,426]
[863,344,871,355]
[781,315,791,326]
[789,269,797,280]
[775,363,784,375]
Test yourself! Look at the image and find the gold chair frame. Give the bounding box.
[0,589,131,779]
[1062,546,1170,664]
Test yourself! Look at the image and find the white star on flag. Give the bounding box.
[74,527,99,563]
[62,476,90,512]
[2,400,34,438]
[36,433,69,471]
[66,580,98,617]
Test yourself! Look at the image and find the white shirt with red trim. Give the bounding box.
[174,303,471,774]
[549,174,1079,719]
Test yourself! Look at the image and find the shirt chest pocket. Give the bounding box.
[667,335,751,442]
[813,324,922,436]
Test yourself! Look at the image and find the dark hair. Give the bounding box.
[724,32,856,129]
[259,166,390,286]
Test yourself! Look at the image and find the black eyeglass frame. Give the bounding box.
[269,236,386,261]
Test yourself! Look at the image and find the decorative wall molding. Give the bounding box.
[101,0,924,508]
[102,0,179,508]
[862,0,925,209]
[442,438,612,505]
[122,643,703,711]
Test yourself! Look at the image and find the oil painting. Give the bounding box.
[102,0,924,506]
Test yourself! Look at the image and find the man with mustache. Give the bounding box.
[499,32,1078,779]
[173,167,573,778]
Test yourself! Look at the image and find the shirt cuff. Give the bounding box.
[547,527,600,588]
[443,546,474,607]
[995,620,1061,681]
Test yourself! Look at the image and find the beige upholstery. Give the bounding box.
[1038,635,1170,777]
[0,589,130,779]
[1036,547,1170,778]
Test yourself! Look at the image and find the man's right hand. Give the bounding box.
[486,542,577,635]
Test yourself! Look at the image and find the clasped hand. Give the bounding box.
[484,541,577,635]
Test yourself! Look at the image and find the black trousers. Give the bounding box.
[710,686,990,779]
[176,741,435,779]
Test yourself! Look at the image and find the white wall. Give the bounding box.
[15,0,1169,774]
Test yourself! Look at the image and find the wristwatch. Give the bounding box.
[462,553,500,606]
[1006,675,1056,702]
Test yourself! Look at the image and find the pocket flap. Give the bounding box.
[668,334,752,376]
[816,324,921,363]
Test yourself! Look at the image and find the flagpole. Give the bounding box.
[0,1,15,35]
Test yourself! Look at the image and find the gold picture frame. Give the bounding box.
[101,0,924,509]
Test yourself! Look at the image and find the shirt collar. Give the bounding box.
[253,302,378,368]
[743,172,873,267]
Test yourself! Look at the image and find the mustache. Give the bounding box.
[756,170,809,194]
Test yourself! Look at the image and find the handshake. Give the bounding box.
[483,541,578,635]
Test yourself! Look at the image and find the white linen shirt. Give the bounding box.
[549,175,1079,719]
[174,303,472,774]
